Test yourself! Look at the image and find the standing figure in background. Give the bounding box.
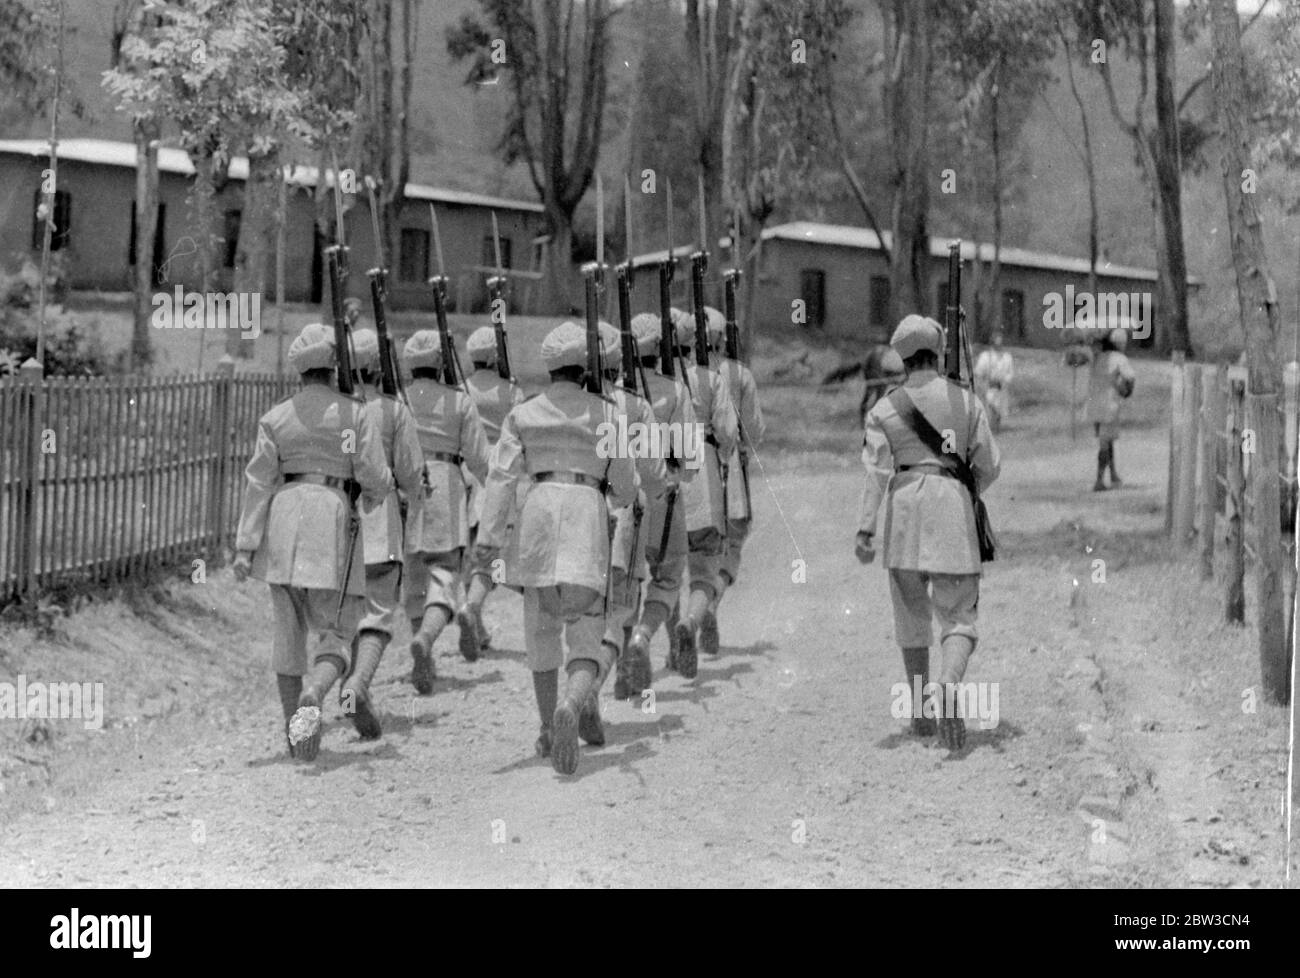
[402,330,490,693]
[460,325,525,659]
[1086,327,1136,491]
[973,330,1014,433]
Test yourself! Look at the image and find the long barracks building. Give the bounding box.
[750,222,1201,352]
[0,138,547,314]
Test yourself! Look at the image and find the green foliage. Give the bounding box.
[0,259,117,376]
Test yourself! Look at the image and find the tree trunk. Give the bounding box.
[984,75,1004,343]
[131,118,159,371]
[1153,0,1190,354]
[228,149,278,358]
[1209,0,1287,703]
[542,209,577,315]
[887,0,931,320]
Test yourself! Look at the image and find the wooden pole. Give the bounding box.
[1226,378,1246,624]
[1174,360,1201,543]
[19,359,43,603]
[1199,365,1219,578]
[1167,352,1186,535]
[276,166,288,376]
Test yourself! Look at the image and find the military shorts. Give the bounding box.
[403,549,464,620]
[358,561,402,636]
[523,585,614,681]
[887,569,980,649]
[268,584,363,676]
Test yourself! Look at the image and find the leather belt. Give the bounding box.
[284,472,350,491]
[533,471,605,490]
[428,452,463,466]
[898,463,956,479]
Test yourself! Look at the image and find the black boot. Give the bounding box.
[410,607,447,694]
[624,625,653,697]
[553,661,598,775]
[456,604,482,662]
[533,669,558,757]
[340,630,386,739]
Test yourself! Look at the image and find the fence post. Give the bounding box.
[1174,361,1200,544]
[1246,384,1288,703]
[18,358,44,603]
[208,356,236,556]
[1167,352,1186,535]
[1226,379,1246,624]
[1199,366,1220,579]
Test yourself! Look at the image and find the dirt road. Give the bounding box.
[0,367,1291,887]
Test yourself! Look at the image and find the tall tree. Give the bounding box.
[1048,11,1102,296]
[883,0,934,320]
[1207,0,1286,703]
[448,0,614,312]
[686,0,740,261]
[109,0,162,371]
[1082,0,1191,354]
[938,0,1056,340]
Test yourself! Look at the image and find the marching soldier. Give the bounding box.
[476,321,637,775]
[344,328,425,738]
[595,321,668,710]
[618,313,699,699]
[460,325,526,659]
[855,315,1000,750]
[667,307,738,679]
[232,322,393,761]
[1086,327,1136,491]
[702,305,765,654]
[402,330,491,694]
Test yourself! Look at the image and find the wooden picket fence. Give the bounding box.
[1166,357,1298,696]
[0,364,296,604]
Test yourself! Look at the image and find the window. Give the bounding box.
[32,189,71,251]
[482,234,511,271]
[127,202,167,286]
[399,227,430,283]
[869,276,891,334]
[799,269,825,329]
[1001,288,1025,338]
[222,210,242,269]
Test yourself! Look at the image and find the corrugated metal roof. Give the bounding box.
[0,138,544,213]
[761,220,1199,285]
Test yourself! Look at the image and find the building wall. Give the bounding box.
[0,152,545,312]
[756,237,1162,350]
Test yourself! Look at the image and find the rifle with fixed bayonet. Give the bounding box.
[427,203,468,392]
[724,213,752,520]
[364,176,403,401]
[583,175,606,396]
[945,241,973,386]
[487,212,514,383]
[690,172,710,370]
[326,151,361,628]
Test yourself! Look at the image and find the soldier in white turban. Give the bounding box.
[343,328,425,739]
[233,323,393,761]
[855,314,1001,751]
[477,321,637,775]
[401,330,491,694]
[459,325,525,658]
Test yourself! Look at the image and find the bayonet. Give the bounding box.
[583,175,605,395]
[364,176,401,400]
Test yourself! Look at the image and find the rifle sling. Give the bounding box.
[887,389,980,500]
